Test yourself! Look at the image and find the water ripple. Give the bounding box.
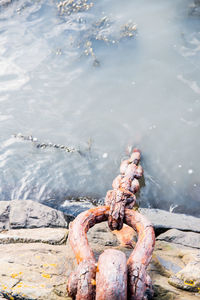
[0,0,199,217]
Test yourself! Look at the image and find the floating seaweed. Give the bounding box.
[57,0,94,16]
[55,0,137,65]
[12,133,77,153]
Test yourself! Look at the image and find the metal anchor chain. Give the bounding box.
[105,148,143,231]
[67,149,155,300]
[67,207,155,299]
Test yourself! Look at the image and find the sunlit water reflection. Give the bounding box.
[0,0,200,216]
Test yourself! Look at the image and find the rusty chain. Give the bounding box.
[67,149,155,300]
[105,148,143,230]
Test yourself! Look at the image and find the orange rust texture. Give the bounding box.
[96,249,127,300]
[105,149,143,231]
[124,209,155,299]
[68,206,109,264]
[67,206,155,300]
[112,224,136,248]
[67,206,109,299]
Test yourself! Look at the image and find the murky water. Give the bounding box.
[0,0,200,216]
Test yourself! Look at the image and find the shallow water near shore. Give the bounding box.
[0,0,200,216]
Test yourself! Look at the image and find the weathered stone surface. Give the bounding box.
[0,223,119,300]
[112,224,137,248]
[0,201,10,230]
[152,284,178,300]
[63,205,200,235]
[189,1,200,16]
[87,222,119,247]
[0,207,199,299]
[149,240,200,299]
[0,200,68,231]
[168,260,200,293]
[157,229,200,249]
[0,228,68,245]
[152,254,182,278]
[0,242,71,299]
[0,234,199,300]
[139,208,200,234]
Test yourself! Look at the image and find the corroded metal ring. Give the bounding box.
[67,206,155,300]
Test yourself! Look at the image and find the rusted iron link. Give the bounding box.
[67,206,155,300]
[96,249,128,300]
[105,148,143,231]
[124,210,155,299]
[67,207,109,300]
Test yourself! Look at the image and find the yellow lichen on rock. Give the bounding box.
[42,273,52,279]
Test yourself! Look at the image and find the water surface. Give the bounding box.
[0,0,200,216]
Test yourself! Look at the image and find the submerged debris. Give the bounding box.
[81,18,137,65]
[120,22,137,38]
[0,0,12,7]
[57,0,94,15]
[12,133,77,153]
[1,0,137,65]
[55,0,137,65]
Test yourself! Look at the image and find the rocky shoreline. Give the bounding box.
[0,200,199,300]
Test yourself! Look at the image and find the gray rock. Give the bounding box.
[62,204,200,236]
[0,202,10,230]
[168,260,200,292]
[61,199,94,222]
[0,228,68,245]
[0,226,199,299]
[157,229,200,249]
[0,200,68,231]
[189,2,200,16]
[139,208,200,235]
[0,222,118,300]
[150,240,200,299]
[87,222,119,248]
[0,242,71,299]
[153,255,182,276]
[152,284,177,300]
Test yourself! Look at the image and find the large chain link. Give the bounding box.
[105,148,143,230]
